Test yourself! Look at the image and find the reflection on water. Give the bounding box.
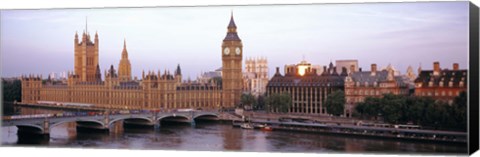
[1,106,468,154]
[1,121,467,154]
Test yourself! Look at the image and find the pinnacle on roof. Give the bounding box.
[223,12,241,41]
[121,39,128,59]
[85,16,88,33]
[175,64,182,76]
[228,11,237,28]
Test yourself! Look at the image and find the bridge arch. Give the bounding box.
[156,114,191,124]
[16,124,45,134]
[193,113,219,120]
[108,116,153,126]
[50,119,105,129]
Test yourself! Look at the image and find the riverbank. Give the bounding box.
[233,117,467,145]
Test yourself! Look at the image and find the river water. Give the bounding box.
[1,105,467,155]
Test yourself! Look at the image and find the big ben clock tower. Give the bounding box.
[222,13,243,108]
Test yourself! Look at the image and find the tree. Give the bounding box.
[355,96,382,120]
[354,93,467,131]
[240,93,256,110]
[380,94,405,123]
[452,91,467,131]
[404,96,429,125]
[255,94,266,110]
[265,93,292,113]
[2,79,22,102]
[324,90,345,116]
[354,102,365,118]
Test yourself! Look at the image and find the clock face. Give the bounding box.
[224,48,230,55]
[235,47,241,55]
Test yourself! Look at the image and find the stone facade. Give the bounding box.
[21,14,244,110]
[74,29,99,82]
[221,14,243,108]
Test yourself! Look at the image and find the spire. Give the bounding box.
[85,16,88,34]
[175,64,182,76]
[418,63,422,74]
[223,11,241,41]
[228,10,236,28]
[95,64,101,81]
[123,38,126,49]
[122,38,128,59]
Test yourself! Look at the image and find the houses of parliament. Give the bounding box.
[21,14,244,110]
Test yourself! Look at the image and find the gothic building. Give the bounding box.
[243,57,269,97]
[221,13,243,108]
[74,26,100,82]
[21,14,243,109]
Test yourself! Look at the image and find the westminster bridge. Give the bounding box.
[1,110,238,136]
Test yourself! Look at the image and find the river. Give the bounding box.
[1,105,467,155]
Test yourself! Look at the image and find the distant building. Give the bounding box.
[198,67,222,83]
[344,64,410,117]
[243,57,269,96]
[381,64,401,76]
[267,60,345,115]
[2,77,21,83]
[336,60,358,74]
[414,62,467,104]
[405,65,417,82]
[404,65,417,90]
[311,65,323,75]
[284,60,324,77]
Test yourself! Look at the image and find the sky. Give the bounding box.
[0,2,470,80]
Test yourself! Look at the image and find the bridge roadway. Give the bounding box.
[2,111,221,136]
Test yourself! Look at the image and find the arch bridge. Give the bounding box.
[2,111,220,136]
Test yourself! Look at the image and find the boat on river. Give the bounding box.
[240,123,254,129]
[261,125,273,131]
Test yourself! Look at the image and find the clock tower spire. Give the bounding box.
[222,12,243,108]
